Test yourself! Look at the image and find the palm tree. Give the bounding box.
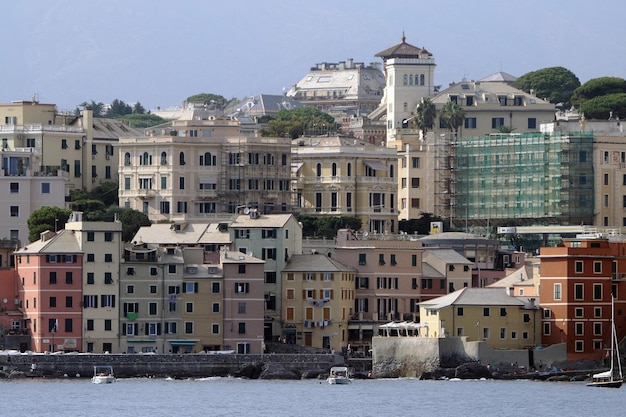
[495,125,516,133]
[439,100,465,134]
[415,98,437,138]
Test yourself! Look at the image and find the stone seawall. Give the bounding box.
[0,353,342,379]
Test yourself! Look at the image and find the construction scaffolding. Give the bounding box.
[454,132,594,227]
[434,132,457,223]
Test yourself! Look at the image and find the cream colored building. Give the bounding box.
[286,59,385,116]
[0,101,142,194]
[292,136,398,233]
[118,119,294,222]
[0,147,68,247]
[64,212,122,353]
[229,213,303,339]
[419,287,542,348]
[281,254,355,350]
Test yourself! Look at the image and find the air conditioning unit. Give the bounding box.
[249,210,258,219]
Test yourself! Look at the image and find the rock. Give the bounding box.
[454,362,491,379]
[258,362,299,380]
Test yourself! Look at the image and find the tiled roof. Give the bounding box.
[420,287,526,309]
[375,35,431,59]
[282,254,356,272]
[17,230,81,254]
[423,248,473,265]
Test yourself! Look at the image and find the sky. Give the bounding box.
[2,0,624,112]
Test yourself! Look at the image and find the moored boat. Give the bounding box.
[327,366,351,384]
[92,365,115,384]
[587,296,623,388]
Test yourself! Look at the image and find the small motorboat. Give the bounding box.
[92,365,115,384]
[327,366,351,385]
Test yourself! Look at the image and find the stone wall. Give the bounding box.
[0,352,342,379]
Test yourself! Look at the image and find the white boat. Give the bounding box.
[92,365,115,384]
[588,296,623,388]
[327,366,351,384]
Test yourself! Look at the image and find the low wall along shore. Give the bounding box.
[0,353,342,379]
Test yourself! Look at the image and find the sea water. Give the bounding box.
[3,376,626,417]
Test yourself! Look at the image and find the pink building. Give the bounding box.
[15,230,83,352]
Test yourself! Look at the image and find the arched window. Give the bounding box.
[347,163,352,177]
[141,152,149,166]
[316,163,322,177]
[160,152,167,165]
[203,152,213,166]
[124,152,131,166]
[420,74,425,85]
[179,152,186,166]
[403,74,408,85]
[409,75,413,85]
[332,163,337,177]
[389,165,395,178]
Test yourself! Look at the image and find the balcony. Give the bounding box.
[137,189,156,199]
[612,273,626,281]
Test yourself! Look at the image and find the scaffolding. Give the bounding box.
[434,132,457,223]
[454,132,594,227]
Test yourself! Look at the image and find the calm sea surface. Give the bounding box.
[3,377,626,417]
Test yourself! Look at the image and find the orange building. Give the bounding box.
[540,234,626,361]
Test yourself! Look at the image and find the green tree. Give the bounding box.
[118,114,166,128]
[132,102,146,114]
[297,215,361,238]
[77,100,106,117]
[27,206,72,242]
[495,125,516,133]
[513,66,580,107]
[186,93,228,106]
[263,107,336,138]
[439,101,465,133]
[579,93,626,120]
[104,207,151,242]
[415,98,437,137]
[106,99,133,117]
[399,212,445,235]
[570,77,626,109]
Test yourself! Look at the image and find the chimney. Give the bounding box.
[506,287,514,296]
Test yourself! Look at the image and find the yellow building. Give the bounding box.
[281,254,355,351]
[419,287,541,349]
[292,136,398,233]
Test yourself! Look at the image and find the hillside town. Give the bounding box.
[1,35,626,373]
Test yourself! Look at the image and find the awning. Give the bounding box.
[169,340,198,346]
[363,159,388,171]
[127,339,156,343]
[198,176,217,183]
[283,328,297,334]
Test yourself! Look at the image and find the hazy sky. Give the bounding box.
[3,0,623,112]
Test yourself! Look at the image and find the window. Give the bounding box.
[500,328,507,339]
[238,264,246,274]
[237,302,246,314]
[411,178,420,188]
[390,254,397,266]
[212,282,221,294]
[212,324,220,334]
[464,117,477,129]
[235,283,250,294]
[457,307,464,316]
[104,254,113,262]
[500,308,507,317]
[101,295,115,308]
[149,302,157,315]
[594,261,602,274]
[491,118,505,128]
[594,284,602,300]
[574,284,583,300]
[528,118,537,129]
[412,157,420,169]
[41,183,51,194]
[104,319,112,331]
[594,322,602,336]
[184,282,198,293]
[575,307,583,317]
[50,297,57,307]
[10,206,18,217]
[104,272,113,284]
[212,302,220,313]
[65,318,73,333]
[554,283,562,300]
[49,272,57,284]
[10,183,19,193]
[186,302,194,313]
[87,320,94,331]
[483,307,490,317]
[358,253,366,265]
[87,273,94,284]
[379,254,385,265]
[84,295,98,308]
[65,271,73,284]
[87,253,94,262]
[575,322,584,336]
[265,272,277,283]
[238,322,246,334]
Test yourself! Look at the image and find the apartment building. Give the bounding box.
[15,229,84,352]
[0,147,67,247]
[118,118,294,222]
[539,234,626,361]
[229,213,302,339]
[286,59,385,116]
[281,254,355,351]
[221,249,265,354]
[292,136,398,233]
[419,287,542,349]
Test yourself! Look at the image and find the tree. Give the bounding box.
[570,77,626,110]
[297,215,361,238]
[399,213,445,235]
[186,93,228,107]
[495,125,516,133]
[104,207,151,242]
[106,99,132,117]
[579,93,626,120]
[27,206,72,242]
[132,102,146,114]
[513,67,580,107]
[77,100,106,117]
[263,107,336,138]
[439,101,465,133]
[118,114,166,128]
[415,98,437,137]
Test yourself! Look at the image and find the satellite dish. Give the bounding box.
[243,208,250,215]
[2,298,7,304]
[363,232,369,238]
